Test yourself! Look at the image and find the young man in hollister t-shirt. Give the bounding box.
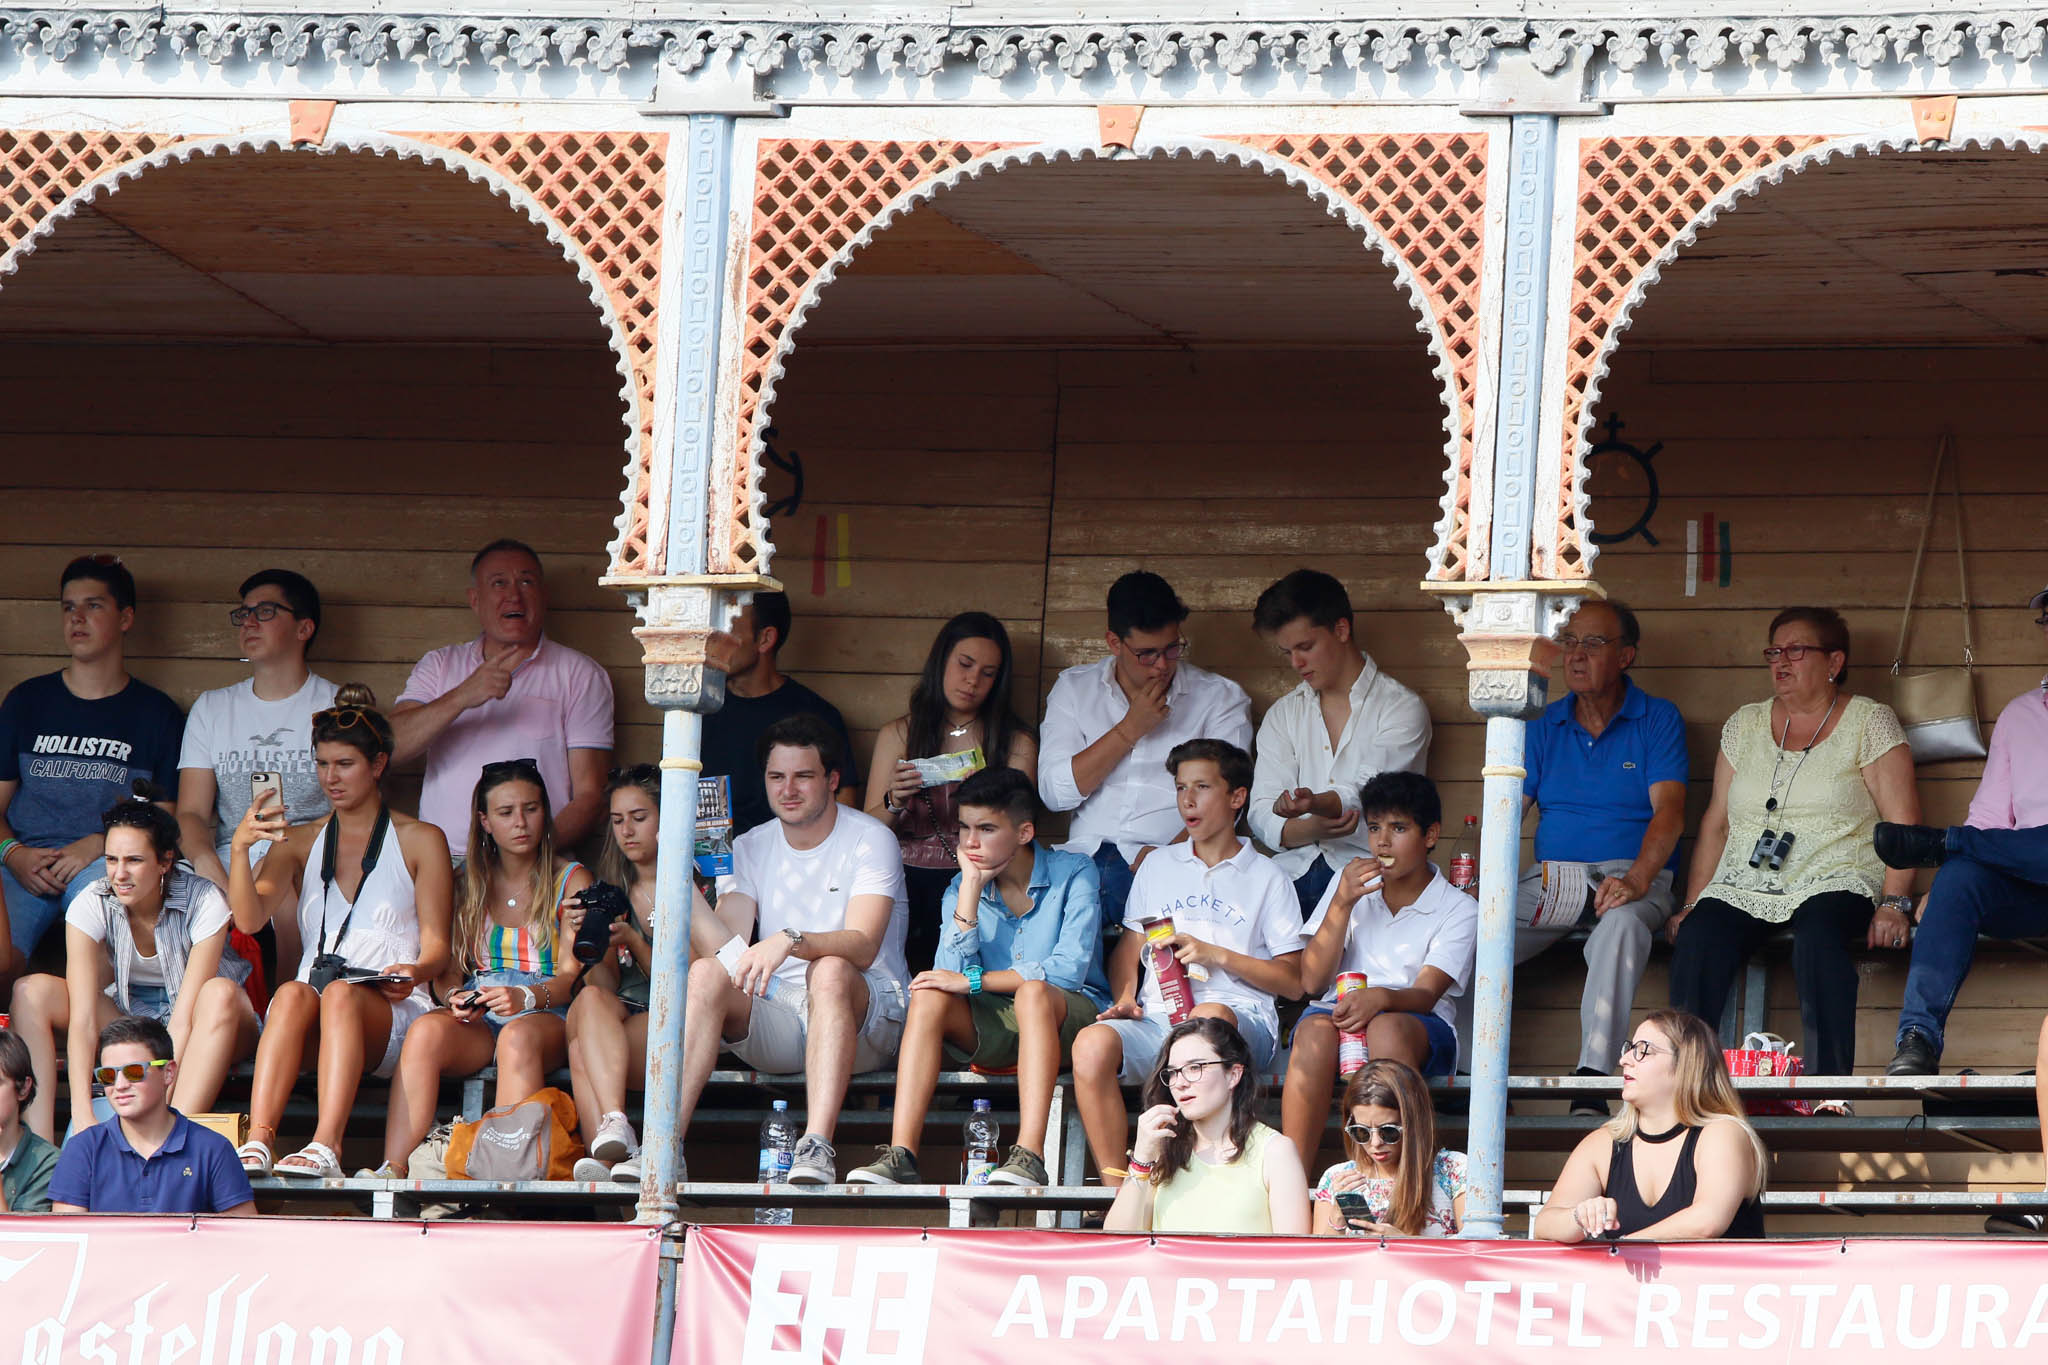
[1070,738,1301,1184]
[0,555,184,983]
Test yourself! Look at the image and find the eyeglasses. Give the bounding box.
[314,707,378,730]
[1618,1039,1671,1063]
[1345,1122,1404,1146]
[1761,644,1823,663]
[229,602,300,627]
[1557,634,1616,652]
[1158,1058,1224,1087]
[609,763,660,784]
[93,1060,171,1086]
[1127,639,1190,666]
[84,553,124,567]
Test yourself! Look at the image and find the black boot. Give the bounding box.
[1886,1029,1940,1076]
[1874,822,1950,870]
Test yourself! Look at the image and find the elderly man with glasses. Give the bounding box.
[1876,587,2048,1078]
[1513,598,1689,1113]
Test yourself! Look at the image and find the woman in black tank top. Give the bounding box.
[1535,1008,1767,1242]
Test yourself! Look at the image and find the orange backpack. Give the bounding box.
[444,1087,586,1182]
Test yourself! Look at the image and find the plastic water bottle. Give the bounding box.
[1449,815,1478,892]
[962,1099,999,1185]
[756,1099,796,1225]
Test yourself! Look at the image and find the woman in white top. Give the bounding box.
[8,786,258,1140]
[228,685,453,1179]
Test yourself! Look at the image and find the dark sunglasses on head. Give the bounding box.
[482,757,543,780]
[314,707,378,730]
[609,763,660,784]
[94,1060,171,1085]
[1345,1122,1404,1146]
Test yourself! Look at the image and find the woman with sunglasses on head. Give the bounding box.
[1535,1009,1766,1242]
[9,785,260,1141]
[228,685,454,1179]
[1105,1015,1310,1233]
[1312,1059,1465,1237]
[371,757,593,1176]
[1666,607,1918,1088]
[867,613,1038,973]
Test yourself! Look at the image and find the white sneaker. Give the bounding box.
[590,1112,639,1164]
[611,1154,643,1184]
[573,1157,614,1183]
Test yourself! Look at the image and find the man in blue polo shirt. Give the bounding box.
[49,1016,255,1215]
[1515,600,1687,1108]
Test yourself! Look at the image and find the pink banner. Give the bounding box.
[681,1226,2048,1364]
[2,1217,660,1362]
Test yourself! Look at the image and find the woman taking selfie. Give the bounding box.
[229,686,454,1178]
[1535,1008,1767,1241]
[1105,1016,1310,1234]
[10,787,258,1140]
[373,758,592,1176]
[1311,1059,1466,1237]
[866,613,1037,972]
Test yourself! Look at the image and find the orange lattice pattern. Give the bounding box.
[1228,134,1489,580]
[410,132,669,577]
[1554,135,1821,575]
[1,131,182,261]
[730,139,1007,570]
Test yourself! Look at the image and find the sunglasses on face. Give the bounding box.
[94,1060,171,1086]
[1158,1058,1224,1087]
[1345,1122,1404,1146]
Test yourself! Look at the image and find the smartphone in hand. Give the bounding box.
[249,770,286,818]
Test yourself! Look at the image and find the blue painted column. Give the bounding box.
[638,111,737,1238]
[1460,111,1560,1241]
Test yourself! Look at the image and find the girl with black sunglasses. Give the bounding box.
[1312,1058,1466,1237]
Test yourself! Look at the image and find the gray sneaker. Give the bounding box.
[847,1145,920,1186]
[987,1145,1048,1187]
[787,1134,837,1185]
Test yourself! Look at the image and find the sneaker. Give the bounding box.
[987,1144,1048,1187]
[787,1134,837,1185]
[354,1161,402,1179]
[612,1154,644,1184]
[1874,822,1950,869]
[590,1111,639,1164]
[1887,1030,1941,1077]
[847,1145,919,1186]
[573,1157,614,1183]
[1812,1099,1854,1118]
[1985,1211,2046,1236]
[1569,1067,1611,1118]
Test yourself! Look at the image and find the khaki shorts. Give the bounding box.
[729,967,908,1074]
[944,986,1101,1070]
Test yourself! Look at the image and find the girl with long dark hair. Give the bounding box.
[1104,1015,1309,1233]
[866,613,1038,971]
[1312,1058,1466,1236]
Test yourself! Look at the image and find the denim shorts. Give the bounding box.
[1296,1002,1459,1077]
[465,968,566,1032]
[1093,1010,1280,1085]
[118,981,175,1025]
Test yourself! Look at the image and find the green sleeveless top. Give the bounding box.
[1152,1122,1283,1234]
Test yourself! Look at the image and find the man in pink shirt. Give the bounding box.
[1878,585,2048,1075]
[390,540,614,856]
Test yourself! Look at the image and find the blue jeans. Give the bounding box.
[3,861,103,960]
[1896,826,2048,1052]
[1091,844,1135,938]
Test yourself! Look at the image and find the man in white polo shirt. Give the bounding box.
[1039,571,1252,933]
[1069,738,1300,1183]
[1250,568,1431,915]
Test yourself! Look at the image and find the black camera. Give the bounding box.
[307,952,353,990]
[570,881,633,965]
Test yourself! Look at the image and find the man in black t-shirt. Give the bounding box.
[702,592,858,833]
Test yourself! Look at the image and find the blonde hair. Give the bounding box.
[1606,1008,1767,1197]
[1338,1059,1438,1236]
[455,762,564,974]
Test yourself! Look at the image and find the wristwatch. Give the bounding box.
[1878,895,1915,915]
[965,964,985,995]
[781,927,806,950]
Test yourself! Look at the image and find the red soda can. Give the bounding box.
[1143,917,1196,1025]
[1335,973,1369,1075]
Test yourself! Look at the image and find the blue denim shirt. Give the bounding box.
[936,844,1111,1008]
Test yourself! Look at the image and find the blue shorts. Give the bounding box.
[1297,1003,1459,1078]
[465,968,566,1031]
[1093,1010,1280,1085]
[3,862,102,958]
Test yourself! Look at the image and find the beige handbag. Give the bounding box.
[1891,433,1986,763]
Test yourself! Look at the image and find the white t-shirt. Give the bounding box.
[129,951,166,987]
[66,877,233,946]
[730,805,909,993]
[1300,864,1479,1031]
[1121,839,1301,1039]
[178,674,340,860]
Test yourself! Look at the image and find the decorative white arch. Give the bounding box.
[736,136,1479,584]
[0,132,649,571]
[1562,127,2048,576]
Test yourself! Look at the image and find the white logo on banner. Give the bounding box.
[742,1243,937,1365]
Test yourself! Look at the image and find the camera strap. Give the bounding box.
[316,803,393,959]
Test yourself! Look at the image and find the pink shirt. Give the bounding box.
[1967,681,2048,830]
[397,635,614,854]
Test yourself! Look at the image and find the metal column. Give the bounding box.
[1460,111,1559,1240]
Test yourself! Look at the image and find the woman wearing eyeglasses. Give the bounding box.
[1104,1015,1310,1233]
[1665,607,1919,1084]
[866,613,1037,973]
[228,685,455,1178]
[9,787,259,1141]
[1311,1059,1465,1237]
[1535,1009,1766,1241]
[372,757,593,1176]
